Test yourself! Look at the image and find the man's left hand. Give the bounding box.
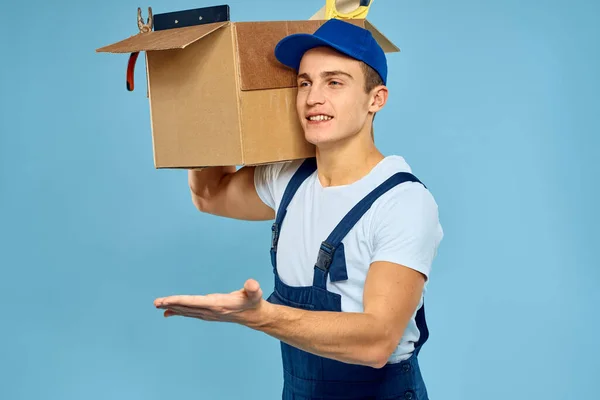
[153,278,265,325]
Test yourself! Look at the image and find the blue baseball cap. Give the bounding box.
[274,18,388,85]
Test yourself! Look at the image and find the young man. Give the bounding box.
[154,19,443,399]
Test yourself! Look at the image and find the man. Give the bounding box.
[154,18,443,399]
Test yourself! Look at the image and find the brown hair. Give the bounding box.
[360,62,384,93]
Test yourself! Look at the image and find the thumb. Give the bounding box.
[244,279,263,301]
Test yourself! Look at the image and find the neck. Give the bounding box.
[315,127,384,188]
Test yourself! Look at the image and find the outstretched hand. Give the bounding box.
[153,279,265,325]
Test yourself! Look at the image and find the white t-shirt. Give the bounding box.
[254,155,444,362]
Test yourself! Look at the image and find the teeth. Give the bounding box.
[308,115,332,121]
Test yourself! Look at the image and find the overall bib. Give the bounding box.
[266,158,431,400]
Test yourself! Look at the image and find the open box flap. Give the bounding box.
[364,20,399,53]
[310,5,327,20]
[96,21,229,53]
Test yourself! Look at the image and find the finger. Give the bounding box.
[163,305,216,320]
[155,295,195,306]
[244,279,263,301]
[155,295,211,308]
[163,307,210,320]
[165,304,212,314]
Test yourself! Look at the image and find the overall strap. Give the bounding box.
[413,302,429,356]
[313,172,425,288]
[270,158,317,271]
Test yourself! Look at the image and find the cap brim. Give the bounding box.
[274,33,353,72]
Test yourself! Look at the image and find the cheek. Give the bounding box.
[296,92,306,117]
[339,98,366,122]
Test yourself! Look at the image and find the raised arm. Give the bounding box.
[188,166,275,221]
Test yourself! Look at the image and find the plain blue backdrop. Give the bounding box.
[1,0,598,399]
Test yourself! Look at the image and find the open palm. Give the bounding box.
[154,279,264,323]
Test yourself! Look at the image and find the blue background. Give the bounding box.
[1,0,598,399]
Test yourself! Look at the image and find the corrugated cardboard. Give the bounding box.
[96,9,399,169]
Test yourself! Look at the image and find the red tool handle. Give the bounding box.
[126,52,140,91]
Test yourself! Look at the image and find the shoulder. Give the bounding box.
[370,155,438,214]
[254,158,306,187]
[253,158,307,210]
[366,157,443,277]
[371,156,441,231]
[372,177,440,229]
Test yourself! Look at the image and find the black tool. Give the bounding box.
[153,5,230,31]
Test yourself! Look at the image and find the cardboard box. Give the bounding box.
[96,5,399,169]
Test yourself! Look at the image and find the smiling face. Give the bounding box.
[295,46,386,148]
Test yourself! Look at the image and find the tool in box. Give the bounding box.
[126,5,231,92]
[324,0,373,20]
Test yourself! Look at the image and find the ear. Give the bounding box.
[368,85,388,113]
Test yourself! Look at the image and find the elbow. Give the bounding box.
[362,317,406,369]
[365,337,398,369]
[188,169,231,215]
[367,348,393,369]
[190,188,212,214]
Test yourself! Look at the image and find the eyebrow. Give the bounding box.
[297,70,354,81]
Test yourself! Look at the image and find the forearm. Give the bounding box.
[246,300,397,369]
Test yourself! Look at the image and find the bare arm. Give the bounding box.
[188,166,275,221]
[155,263,425,368]
[246,261,426,368]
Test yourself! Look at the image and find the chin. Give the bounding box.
[303,125,336,145]
[304,132,336,146]
[304,129,358,149]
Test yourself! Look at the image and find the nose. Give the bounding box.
[306,85,325,106]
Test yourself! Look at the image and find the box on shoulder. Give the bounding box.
[96,5,399,169]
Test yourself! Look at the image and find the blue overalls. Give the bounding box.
[266,158,431,400]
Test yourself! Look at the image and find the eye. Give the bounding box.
[298,81,311,87]
[329,80,342,86]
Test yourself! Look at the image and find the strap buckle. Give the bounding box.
[315,241,335,271]
[271,223,280,251]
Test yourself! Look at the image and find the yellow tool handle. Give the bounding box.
[324,0,373,19]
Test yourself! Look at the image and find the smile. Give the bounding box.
[307,115,333,121]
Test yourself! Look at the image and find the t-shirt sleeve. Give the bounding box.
[370,183,443,279]
[253,160,303,211]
